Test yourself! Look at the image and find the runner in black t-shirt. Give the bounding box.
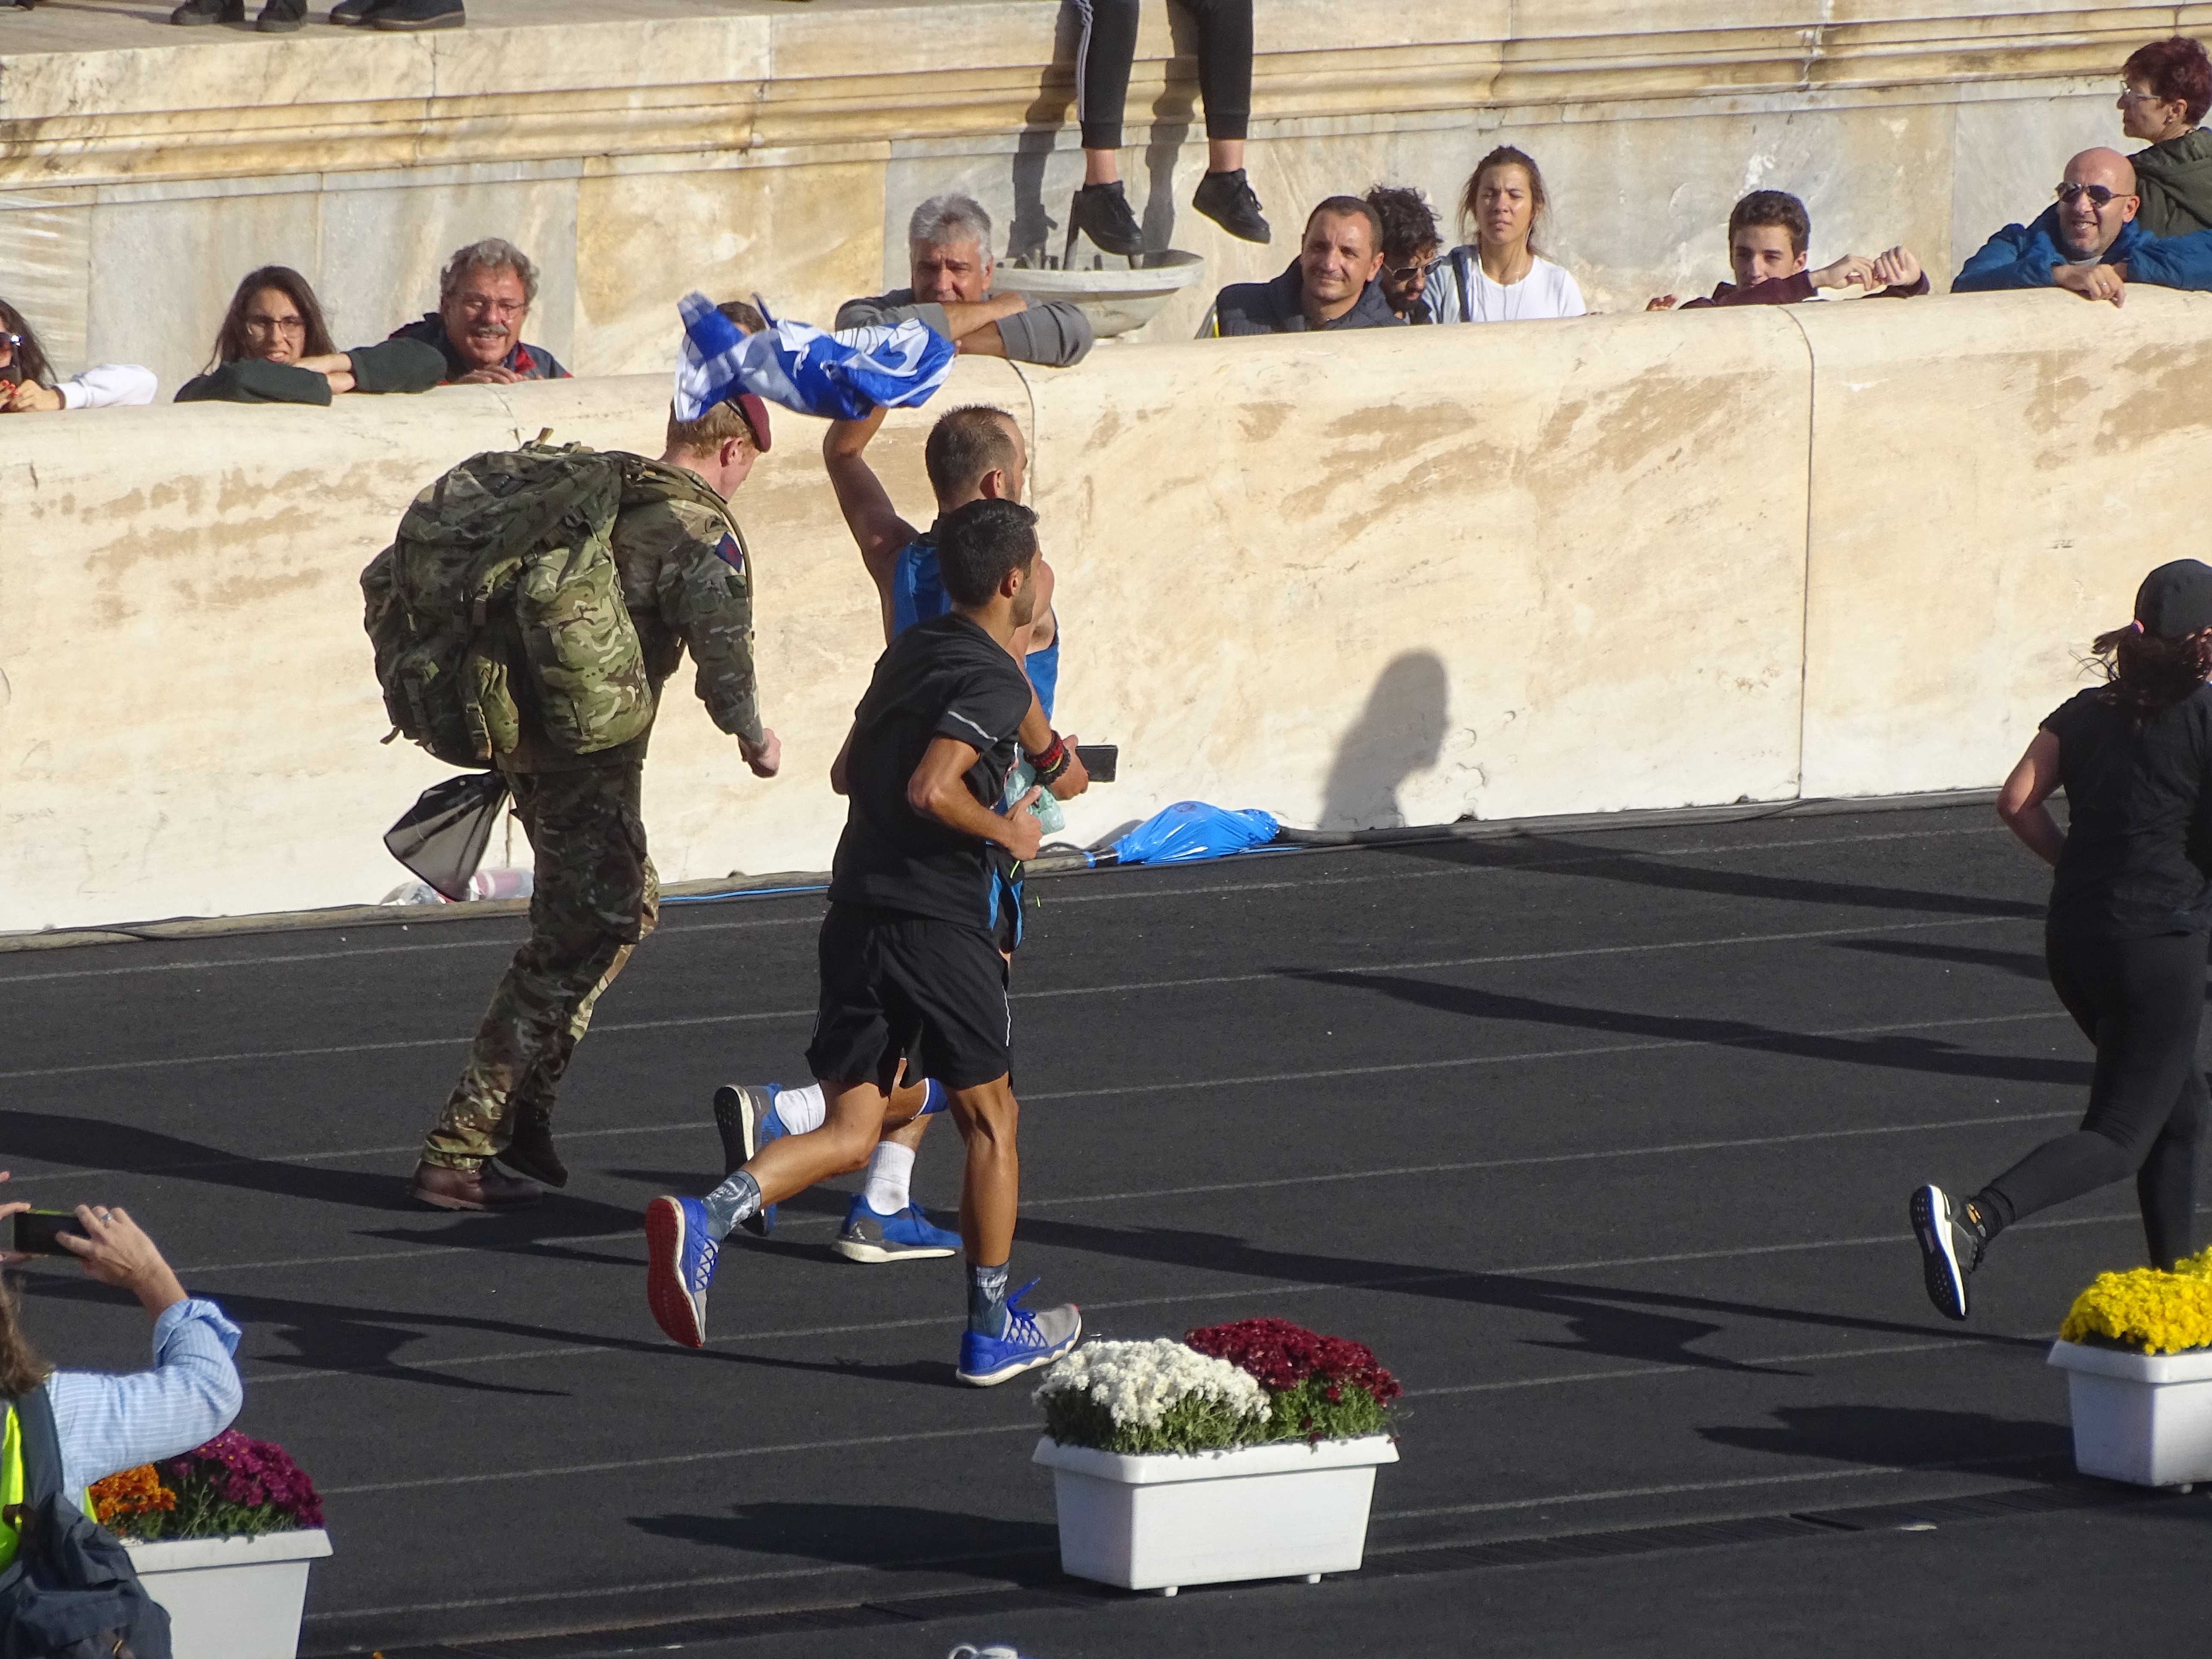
[643,498,1082,1385]
[1913,560,2212,1319]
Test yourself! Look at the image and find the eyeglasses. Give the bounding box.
[1384,259,1435,282]
[2118,84,2165,105]
[244,315,306,335]
[2055,182,2124,207]
[456,295,527,319]
[0,332,17,355]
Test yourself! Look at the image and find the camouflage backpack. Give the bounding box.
[362,443,655,767]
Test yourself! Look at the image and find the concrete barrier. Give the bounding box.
[0,292,2196,934]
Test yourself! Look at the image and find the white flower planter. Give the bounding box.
[2048,1339,2212,1486]
[1033,1435,1397,1594]
[125,1529,332,1659]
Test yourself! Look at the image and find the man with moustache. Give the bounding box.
[389,239,571,384]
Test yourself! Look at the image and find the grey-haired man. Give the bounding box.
[390,238,571,385]
[837,195,1093,368]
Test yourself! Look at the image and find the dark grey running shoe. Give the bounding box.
[1068,182,1145,257]
[1192,168,1271,244]
[712,1083,783,1237]
[1911,1183,1984,1321]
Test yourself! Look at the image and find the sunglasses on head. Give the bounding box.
[2055,182,2124,207]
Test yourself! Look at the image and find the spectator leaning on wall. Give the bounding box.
[177,266,446,406]
[391,238,571,385]
[1365,185,1443,322]
[1954,147,2212,304]
[837,195,1093,368]
[1648,190,1926,310]
[1421,146,1586,325]
[2120,36,2212,236]
[1210,195,1405,335]
[0,297,156,412]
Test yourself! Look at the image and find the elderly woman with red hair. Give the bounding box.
[2120,36,2212,235]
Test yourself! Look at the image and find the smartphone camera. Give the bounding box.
[12,1210,79,1257]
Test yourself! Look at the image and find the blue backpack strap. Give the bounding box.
[1452,247,1474,323]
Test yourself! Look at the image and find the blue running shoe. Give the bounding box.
[644,1195,719,1348]
[835,1193,961,1263]
[956,1280,1081,1387]
[712,1083,783,1237]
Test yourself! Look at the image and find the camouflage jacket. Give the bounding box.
[504,457,763,772]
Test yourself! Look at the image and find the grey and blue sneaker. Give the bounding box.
[713,1083,784,1237]
[956,1281,1081,1387]
[835,1193,961,1263]
[644,1195,719,1348]
[1910,1183,1985,1321]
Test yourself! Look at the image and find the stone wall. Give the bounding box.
[0,288,2189,935]
[0,0,2182,394]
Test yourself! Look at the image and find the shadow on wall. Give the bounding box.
[1320,649,1451,830]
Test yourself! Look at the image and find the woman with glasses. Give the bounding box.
[2119,37,2212,236]
[176,266,445,405]
[1420,146,1585,326]
[0,297,156,413]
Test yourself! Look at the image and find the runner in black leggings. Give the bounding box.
[1066,0,1271,255]
[1914,559,2212,1318]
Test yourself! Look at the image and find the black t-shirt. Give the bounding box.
[827,611,1032,933]
[2043,684,2212,937]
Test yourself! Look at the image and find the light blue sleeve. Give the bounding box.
[1420,247,1468,323]
[47,1298,244,1499]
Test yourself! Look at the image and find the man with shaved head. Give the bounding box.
[1954,146,2212,303]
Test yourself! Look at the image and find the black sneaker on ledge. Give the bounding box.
[169,0,244,23]
[257,0,304,30]
[1193,167,1272,244]
[1068,181,1146,258]
[371,0,463,28]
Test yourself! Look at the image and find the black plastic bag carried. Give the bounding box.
[384,771,509,901]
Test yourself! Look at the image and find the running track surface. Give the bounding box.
[4,802,2207,1656]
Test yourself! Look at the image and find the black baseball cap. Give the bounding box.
[2135,560,2212,637]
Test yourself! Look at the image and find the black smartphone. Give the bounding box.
[1074,744,1118,782]
[12,1210,79,1257]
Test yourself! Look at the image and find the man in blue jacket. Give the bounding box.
[1954,147,2212,304]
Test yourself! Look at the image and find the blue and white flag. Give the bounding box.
[674,291,957,423]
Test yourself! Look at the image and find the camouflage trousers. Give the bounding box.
[420,763,659,1171]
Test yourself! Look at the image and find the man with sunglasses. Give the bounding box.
[1364,185,1443,323]
[1955,147,2212,304]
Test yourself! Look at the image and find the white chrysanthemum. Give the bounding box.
[1034,1338,1268,1428]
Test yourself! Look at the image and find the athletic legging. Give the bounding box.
[1071,0,1254,149]
[1977,928,2209,1269]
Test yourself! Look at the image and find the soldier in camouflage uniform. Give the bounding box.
[409,391,783,1211]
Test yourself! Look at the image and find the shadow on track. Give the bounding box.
[1834,939,2050,981]
[1697,1402,2073,1469]
[631,1500,1057,1577]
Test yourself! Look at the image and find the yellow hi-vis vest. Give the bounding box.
[0,1403,23,1571]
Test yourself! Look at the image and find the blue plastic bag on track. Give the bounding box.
[1109,802,1279,867]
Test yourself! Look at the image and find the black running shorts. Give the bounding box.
[805,903,1012,1092]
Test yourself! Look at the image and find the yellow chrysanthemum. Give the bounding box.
[2060,1246,2212,1354]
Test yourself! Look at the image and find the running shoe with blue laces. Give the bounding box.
[1910,1182,1985,1321]
[956,1281,1081,1386]
[713,1083,783,1237]
[644,1194,720,1348]
[835,1193,962,1263]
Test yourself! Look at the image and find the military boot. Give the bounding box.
[496,1111,569,1189]
[410,1160,540,1211]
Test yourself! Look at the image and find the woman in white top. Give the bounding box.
[1420,146,1586,324]
[1,297,157,412]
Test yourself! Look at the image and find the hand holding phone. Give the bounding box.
[1073,744,1118,783]
[11,1209,80,1257]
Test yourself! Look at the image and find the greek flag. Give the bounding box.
[673,291,957,423]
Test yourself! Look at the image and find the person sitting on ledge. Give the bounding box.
[390,238,570,385]
[1647,189,1926,310]
[2119,36,2212,236]
[837,195,1093,368]
[177,267,446,406]
[1209,195,1405,335]
[1364,184,1443,323]
[0,297,156,413]
[1953,147,2212,305]
[1422,146,1587,324]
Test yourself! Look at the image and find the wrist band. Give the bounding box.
[1029,735,1071,788]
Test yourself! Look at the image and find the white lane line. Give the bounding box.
[313,1336,2043,1500]
[0,820,2010,989]
[238,1203,2128,1389]
[1373,1451,2056,1523]
[140,1108,2076,1279]
[0,917,2051,1086]
[1404,1336,1994,1399]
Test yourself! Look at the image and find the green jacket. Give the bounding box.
[502,459,765,774]
[173,338,447,405]
[2133,128,2212,237]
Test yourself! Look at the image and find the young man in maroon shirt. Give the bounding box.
[1647,190,1928,310]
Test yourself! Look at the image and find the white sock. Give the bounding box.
[774,1082,827,1135]
[862,1140,916,1215]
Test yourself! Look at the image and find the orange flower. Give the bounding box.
[89,1464,176,1526]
